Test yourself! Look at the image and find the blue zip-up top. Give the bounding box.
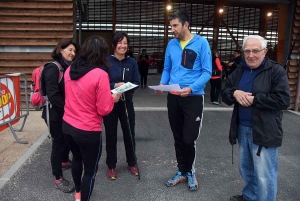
[238,59,265,127]
[160,34,212,95]
[107,55,140,100]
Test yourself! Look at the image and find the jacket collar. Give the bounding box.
[240,57,270,71]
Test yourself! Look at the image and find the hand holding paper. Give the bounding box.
[111,82,138,94]
[149,84,181,92]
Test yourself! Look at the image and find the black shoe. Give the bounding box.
[230,195,245,201]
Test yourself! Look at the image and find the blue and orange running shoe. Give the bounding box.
[187,172,198,191]
[165,171,187,187]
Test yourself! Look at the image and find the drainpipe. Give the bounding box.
[77,0,83,45]
[294,58,300,111]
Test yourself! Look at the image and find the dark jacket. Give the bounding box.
[41,56,70,122]
[137,54,150,72]
[222,57,290,147]
[229,55,242,74]
[107,55,140,100]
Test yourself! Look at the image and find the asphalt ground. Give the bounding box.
[0,74,300,201]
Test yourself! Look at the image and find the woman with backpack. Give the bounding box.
[42,38,79,193]
[62,36,121,201]
[210,49,223,105]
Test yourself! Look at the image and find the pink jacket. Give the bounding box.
[211,57,223,79]
[63,67,114,131]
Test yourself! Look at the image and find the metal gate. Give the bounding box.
[77,0,278,64]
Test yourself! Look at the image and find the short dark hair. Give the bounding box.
[51,38,78,59]
[76,36,109,68]
[111,32,130,50]
[212,49,219,55]
[234,50,241,54]
[168,10,190,25]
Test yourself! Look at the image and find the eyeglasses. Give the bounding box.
[243,49,265,55]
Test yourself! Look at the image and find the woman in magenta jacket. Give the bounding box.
[62,36,120,201]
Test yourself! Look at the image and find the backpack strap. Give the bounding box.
[40,61,64,97]
[42,61,64,140]
[47,61,64,83]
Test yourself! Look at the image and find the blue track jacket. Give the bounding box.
[107,55,140,100]
[160,34,212,95]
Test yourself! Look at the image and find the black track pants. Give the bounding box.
[167,94,204,173]
[48,121,70,179]
[103,100,136,169]
[63,121,102,201]
[210,78,222,102]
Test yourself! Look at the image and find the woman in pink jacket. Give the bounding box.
[62,36,120,201]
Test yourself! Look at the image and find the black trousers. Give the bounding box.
[103,100,136,169]
[140,68,148,87]
[63,121,102,201]
[47,120,70,179]
[167,94,204,173]
[209,78,222,102]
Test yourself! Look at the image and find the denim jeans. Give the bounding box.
[237,125,278,201]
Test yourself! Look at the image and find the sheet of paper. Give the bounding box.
[111,82,138,94]
[148,84,181,92]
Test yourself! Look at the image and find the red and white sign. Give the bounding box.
[0,75,21,132]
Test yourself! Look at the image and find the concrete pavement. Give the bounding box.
[0,74,300,201]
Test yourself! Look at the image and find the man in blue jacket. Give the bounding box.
[222,35,290,201]
[155,10,212,191]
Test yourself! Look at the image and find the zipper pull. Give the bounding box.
[122,67,125,81]
[184,51,187,66]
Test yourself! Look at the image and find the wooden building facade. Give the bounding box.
[0,0,74,107]
[287,0,300,110]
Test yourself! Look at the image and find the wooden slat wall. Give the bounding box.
[287,0,300,110]
[0,0,74,107]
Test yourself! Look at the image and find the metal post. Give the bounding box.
[72,0,77,42]
[283,0,296,67]
[163,1,170,52]
[113,0,116,33]
[220,19,240,48]
[197,14,214,35]
[212,0,227,50]
[78,0,83,45]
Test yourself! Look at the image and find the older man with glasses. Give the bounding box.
[222,35,290,201]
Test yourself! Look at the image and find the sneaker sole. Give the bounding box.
[55,186,74,193]
[189,186,198,191]
[188,180,198,191]
[62,167,71,171]
[109,176,116,180]
[165,178,187,187]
